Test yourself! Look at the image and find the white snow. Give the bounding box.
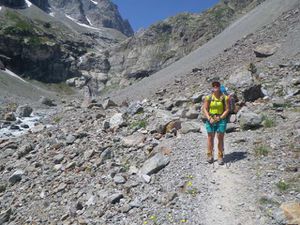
[90,0,98,5]
[4,69,28,83]
[79,56,83,64]
[0,7,2,11]
[49,12,55,17]
[25,0,32,7]
[86,16,92,26]
[65,14,100,30]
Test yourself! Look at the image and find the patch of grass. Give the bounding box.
[262,115,276,128]
[254,145,269,157]
[276,179,289,192]
[4,11,33,35]
[53,116,62,123]
[46,83,75,95]
[258,197,279,206]
[248,62,257,74]
[130,119,147,130]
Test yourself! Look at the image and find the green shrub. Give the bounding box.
[276,179,289,192]
[130,119,147,129]
[262,115,276,128]
[254,145,269,157]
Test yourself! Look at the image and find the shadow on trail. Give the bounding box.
[225,151,247,163]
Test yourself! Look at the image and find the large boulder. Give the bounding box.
[237,107,262,130]
[140,153,170,175]
[109,113,125,128]
[180,121,201,134]
[16,105,33,117]
[228,68,253,88]
[148,109,179,134]
[122,133,146,148]
[242,85,265,102]
[254,44,278,57]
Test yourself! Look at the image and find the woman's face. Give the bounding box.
[212,84,221,93]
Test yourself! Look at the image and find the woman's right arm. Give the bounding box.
[203,98,211,121]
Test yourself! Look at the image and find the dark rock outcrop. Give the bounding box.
[30,0,50,12]
[0,0,26,8]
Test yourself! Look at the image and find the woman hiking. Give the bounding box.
[203,80,229,165]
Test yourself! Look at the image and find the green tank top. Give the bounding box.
[205,94,228,115]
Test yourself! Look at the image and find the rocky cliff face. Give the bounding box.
[30,0,50,12]
[0,0,129,83]
[48,0,133,37]
[0,8,91,82]
[107,0,265,81]
[0,0,26,8]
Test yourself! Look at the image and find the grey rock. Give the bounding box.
[0,182,7,193]
[174,97,189,107]
[109,113,125,128]
[237,107,262,130]
[272,208,288,225]
[185,109,199,119]
[191,93,203,103]
[140,153,170,175]
[113,175,126,184]
[30,124,45,133]
[254,44,278,57]
[53,154,65,164]
[102,99,117,110]
[17,144,33,159]
[0,208,12,224]
[180,121,201,134]
[242,85,265,102]
[40,97,56,106]
[66,134,76,145]
[8,170,24,185]
[228,69,253,88]
[122,133,145,148]
[127,101,144,115]
[4,112,16,121]
[109,192,124,204]
[100,148,113,163]
[16,105,33,117]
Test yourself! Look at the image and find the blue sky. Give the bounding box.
[112,0,220,31]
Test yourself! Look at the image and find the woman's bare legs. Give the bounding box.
[207,132,215,163]
[217,132,225,165]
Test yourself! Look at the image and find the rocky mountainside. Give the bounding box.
[107,0,265,81]
[48,0,133,37]
[0,0,129,83]
[0,1,299,225]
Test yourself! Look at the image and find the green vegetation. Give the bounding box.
[262,115,276,128]
[211,5,234,29]
[258,197,279,206]
[3,11,33,35]
[130,119,147,130]
[276,179,289,192]
[45,83,75,95]
[248,62,257,74]
[254,145,269,157]
[53,116,62,124]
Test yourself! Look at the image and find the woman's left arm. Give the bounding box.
[220,96,230,119]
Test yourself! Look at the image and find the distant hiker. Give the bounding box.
[202,80,229,165]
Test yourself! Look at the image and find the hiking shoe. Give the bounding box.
[218,158,224,165]
[207,151,214,164]
[217,151,224,165]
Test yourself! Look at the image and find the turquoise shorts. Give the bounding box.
[205,119,227,133]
